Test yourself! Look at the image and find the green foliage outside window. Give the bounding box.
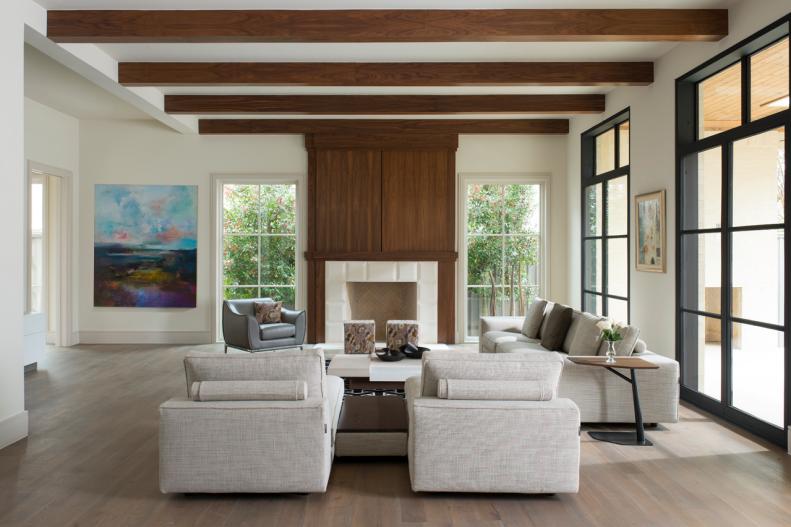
[222,184,297,308]
[466,184,541,335]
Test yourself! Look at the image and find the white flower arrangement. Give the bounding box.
[596,319,624,342]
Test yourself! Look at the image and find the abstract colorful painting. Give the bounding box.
[94,185,197,307]
[635,190,666,273]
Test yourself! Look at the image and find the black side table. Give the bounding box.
[569,356,660,446]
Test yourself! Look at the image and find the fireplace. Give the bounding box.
[324,261,438,343]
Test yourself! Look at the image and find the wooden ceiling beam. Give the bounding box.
[198,119,570,135]
[48,9,728,43]
[120,61,654,87]
[165,94,604,115]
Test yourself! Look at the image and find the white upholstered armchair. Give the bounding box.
[159,349,344,494]
[405,351,580,494]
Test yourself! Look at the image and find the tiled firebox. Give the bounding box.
[324,261,439,344]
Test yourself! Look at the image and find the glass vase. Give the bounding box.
[605,340,616,363]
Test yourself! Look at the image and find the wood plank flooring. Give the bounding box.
[1,344,790,526]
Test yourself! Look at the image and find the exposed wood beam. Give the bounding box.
[120,62,654,87]
[48,9,728,43]
[166,94,604,115]
[198,119,569,135]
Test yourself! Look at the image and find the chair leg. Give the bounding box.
[224,345,228,354]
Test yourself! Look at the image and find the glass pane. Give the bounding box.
[584,184,603,236]
[223,235,258,286]
[732,229,784,326]
[260,286,296,309]
[223,184,259,234]
[732,127,785,227]
[750,38,789,122]
[503,184,540,234]
[606,176,628,236]
[584,239,602,292]
[698,61,742,138]
[467,287,509,337]
[607,238,628,298]
[260,235,296,285]
[467,236,502,286]
[467,184,502,234]
[595,128,616,175]
[504,236,539,316]
[29,182,44,314]
[618,121,630,167]
[681,147,722,230]
[224,286,259,300]
[732,323,784,427]
[261,184,296,234]
[681,312,721,401]
[584,293,603,316]
[681,233,722,314]
[607,298,629,325]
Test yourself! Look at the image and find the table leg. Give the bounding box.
[588,368,653,446]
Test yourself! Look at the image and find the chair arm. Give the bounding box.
[281,308,306,345]
[222,302,260,350]
[480,316,524,334]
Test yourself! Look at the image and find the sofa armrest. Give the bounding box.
[222,301,261,350]
[480,316,524,335]
[281,308,306,345]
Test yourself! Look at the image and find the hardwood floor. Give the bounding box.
[1,344,790,526]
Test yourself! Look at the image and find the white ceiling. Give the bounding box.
[25,45,149,120]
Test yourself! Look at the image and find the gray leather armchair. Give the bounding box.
[222,298,306,353]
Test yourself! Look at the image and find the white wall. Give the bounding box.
[566,0,791,358]
[24,98,80,345]
[78,119,307,343]
[458,134,569,306]
[0,0,28,449]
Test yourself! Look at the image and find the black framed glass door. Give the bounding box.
[676,16,790,447]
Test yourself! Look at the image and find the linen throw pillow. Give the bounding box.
[254,301,283,324]
[521,298,548,338]
[540,304,574,351]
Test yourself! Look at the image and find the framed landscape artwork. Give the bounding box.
[94,184,198,307]
[635,190,666,273]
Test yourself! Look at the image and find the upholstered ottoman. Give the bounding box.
[386,320,419,350]
[344,320,376,354]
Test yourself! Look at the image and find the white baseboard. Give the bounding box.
[0,411,29,450]
[78,331,213,345]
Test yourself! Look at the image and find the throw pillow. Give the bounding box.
[255,301,283,324]
[568,312,606,355]
[540,304,574,352]
[597,324,640,356]
[521,298,548,338]
[537,301,556,338]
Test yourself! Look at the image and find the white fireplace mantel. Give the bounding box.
[324,261,438,344]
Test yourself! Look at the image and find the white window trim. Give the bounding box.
[457,173,551,343]
[211,173,307,343]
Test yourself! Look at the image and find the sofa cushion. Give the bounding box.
[190,380,307,401]
[420,350,564,397]
[260,322,296,340]
[540,304,574,351]
[437,379,554,401]
[480,330,535,353]
[537,301,556,338]
[568,312,606,356]
[496,340,547,354]
[183,349,325,399]
[597,324,641,356]
[521,298,548,338]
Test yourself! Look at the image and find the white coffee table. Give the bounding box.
[324,344,450,382]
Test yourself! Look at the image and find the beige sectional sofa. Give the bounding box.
[479,305,679,424]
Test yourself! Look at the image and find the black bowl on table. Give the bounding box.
[375,348,405,362]
[400,343,430,359]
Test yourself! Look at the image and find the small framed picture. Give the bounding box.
[635,190,666,273]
